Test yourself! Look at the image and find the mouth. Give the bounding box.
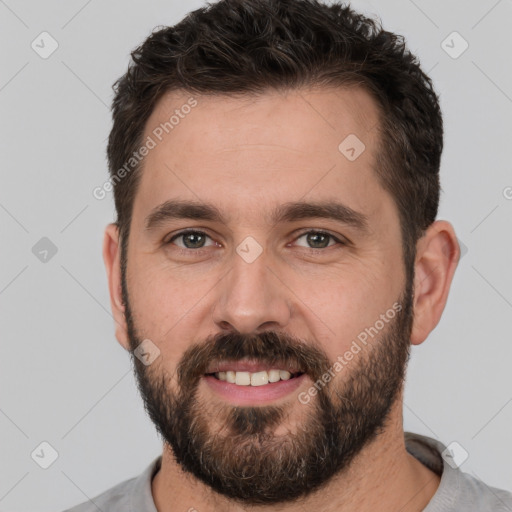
[202,360,307,405]
[206,369,305,386]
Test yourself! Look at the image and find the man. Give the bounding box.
[65,0,512,510]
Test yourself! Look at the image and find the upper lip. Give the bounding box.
[205,359,303,374]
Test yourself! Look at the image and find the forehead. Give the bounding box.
[134,86,386,225]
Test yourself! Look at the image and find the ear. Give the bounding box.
[410,220,460,346]
[103,223,130,351]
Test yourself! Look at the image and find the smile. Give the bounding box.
[209,369,304,386]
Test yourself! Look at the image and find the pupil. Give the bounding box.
[308,232,328,248]
[184,232,204,249]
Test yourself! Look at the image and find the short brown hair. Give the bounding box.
[107,0,443,284]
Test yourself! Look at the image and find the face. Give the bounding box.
[120,87,413,504]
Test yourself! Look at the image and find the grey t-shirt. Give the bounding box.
[63,432,512,511]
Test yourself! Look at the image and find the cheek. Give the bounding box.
[128,253,210,314]
[126,257,217,357]
[292,260,400,359]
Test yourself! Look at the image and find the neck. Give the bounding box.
[151,397,440,512]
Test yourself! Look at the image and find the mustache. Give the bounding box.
[176,330,332,387]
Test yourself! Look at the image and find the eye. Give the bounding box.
[165,229,346,253]
[293,230,345,249]
[167,230,217,250]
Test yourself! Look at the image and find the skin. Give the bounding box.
[103,86,460,511]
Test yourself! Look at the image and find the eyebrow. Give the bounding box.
[144,199,369,233]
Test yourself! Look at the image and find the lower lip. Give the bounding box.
[203,374,307,405]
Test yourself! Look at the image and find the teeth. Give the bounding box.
[213,369,300,386]
[268,369,280,383]
[235,371,251,386]
[250,371,269,386]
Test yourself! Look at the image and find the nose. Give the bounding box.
[211,249,291,334]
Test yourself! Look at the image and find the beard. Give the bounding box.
[122,271,413,506]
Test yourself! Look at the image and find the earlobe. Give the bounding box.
[103,223,130,351]
[410,220,460,346]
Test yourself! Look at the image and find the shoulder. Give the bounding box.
[62,477,136,512]
[448,469,512,510]
[61,456,161,512]
[405,432,512,511]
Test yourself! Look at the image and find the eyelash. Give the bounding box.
[165,229,347,254]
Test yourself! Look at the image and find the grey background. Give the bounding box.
[1,0,511,510]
